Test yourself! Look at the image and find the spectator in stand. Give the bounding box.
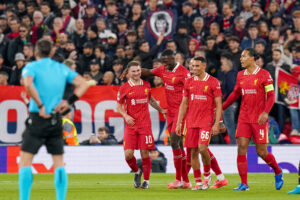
[173,23,191,57]
[178,1,198,33]
[166,39,178,54]
[89,58,103,85]
[137,25,145,40]
[96,17,112,44]
[187,38,200,58]
[218,52,237,144]
[233,16,246,40]
[72,0,88,19]
[117,19,128,46]
[21,15,31,30]
[197,0,208,17]
[81,127,118,145]
[245,3,267,29]
[265,1,283,21]
[124,44,135,67]
[255,39,269,64]
[138,32,164,69]
[205,35,221,76]
[0,26,9,66]
[7,23,29,66]
[265,49,291,133]
[118,0,134,20]
[101,71,114,85]
[129,3,144,30]
[30,10,48,45]
[125,30,138,50]
[26,2,36,18]
[23,43,35,62]
[83,3,99,30]
[153,76,163,87]
[204,1,222,29]
[94,44,113,73]
[267,28,281,54]
[9,53,25,85]
[70,19,87,55]
[52,0,64,17]
[0,71,8,85]
[190,17,206,43]
[106,32,118,58]
[152,58,162,69]
[105,2,119,33]
[87,25,100,47]
[221,2,235,31]
[51,17,66,43]
[40,2,55,30]
[16,1,26,19]
[0,15,9,35]
[239,0,253,21]
[271,13,287,36]
[137,147,167,173]
[61,4,76,35]
[112,59,124,85]
[78,42,95,74]
[256,55,265,68]
[115,45,126,64]
[6,16,20,40]
[241,24,260,50]
[228,36,242,71]
[175,52,185,66]
[258,21,269,40]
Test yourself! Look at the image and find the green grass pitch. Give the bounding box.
[0,173,298,200]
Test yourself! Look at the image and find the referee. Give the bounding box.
[19,39,89,200]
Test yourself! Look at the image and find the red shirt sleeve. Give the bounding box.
[117,85,126,104]
[183,79,189,97]
[262,71,274,87]
[152,65,164,78]
[212,79,222,98]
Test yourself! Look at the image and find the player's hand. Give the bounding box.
[258,112,268,125]
[120,68,128,81]
[160,109,167,119]
[39,106,51,119]
[212,123,219,136]
[55,100,70,114]
[125,115,135,126]
[175,124,181,136]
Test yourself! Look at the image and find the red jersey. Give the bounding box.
[152,63,191,116]
[117,79,152,128]
[183,73,222,128]
[233,67,273,123]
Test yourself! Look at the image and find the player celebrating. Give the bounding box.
[176,56,223,190]
[223,48,283,191]
[117,61,166,189]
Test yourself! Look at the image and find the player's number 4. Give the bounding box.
[201,131,210,140]
[145,136,153,144]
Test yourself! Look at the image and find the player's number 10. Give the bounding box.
[145,136,153,144]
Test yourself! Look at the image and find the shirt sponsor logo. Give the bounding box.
[131,98,148,105]
[241,89,257,95]
[191,94,207,101]
[165,83,175,91]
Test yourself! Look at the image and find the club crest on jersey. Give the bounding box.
[128,92,134,96]
[145,88,148,94]
[204,85,208,92]
[172,77,176,83]
[254,79,258,85]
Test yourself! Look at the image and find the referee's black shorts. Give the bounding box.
[21,113,64,155]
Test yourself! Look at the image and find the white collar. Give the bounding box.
[244,65,260,75]
[172,62,180,72]
[194,73,209,81]
[128,79,143,87]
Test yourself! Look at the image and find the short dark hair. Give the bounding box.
[98,126,110,134]
[244,48,259,60]
[273,49,282,54]
[161,49,175,57]
[0,71,8,77]
[127,60,141,69]
[138,40,147,47]
[40,2,50,8]
[36,39,52,58]
[24,42,33,48]
[194,56,207,64]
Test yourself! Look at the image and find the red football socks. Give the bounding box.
[173,149,182,181]
[237,155,248,185]
[263,153,282,175]
[203,164,211,177]
[142,157,151,181]
[126,156,138,173]
[193,169,202,183]
[181,149,189,182]
[186,148,192,173]
[208,148,222,175]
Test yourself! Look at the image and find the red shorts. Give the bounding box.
[167,114,185,134]
[184,127,212,148]
[236,122,269,143]
[123,126,155,150]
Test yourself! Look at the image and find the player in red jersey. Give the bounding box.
[137,50,192,188]
[176,56,224,190]
[117,61,166,189]
[223,48,283,191]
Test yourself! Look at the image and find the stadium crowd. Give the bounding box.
[0,0,300,144]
